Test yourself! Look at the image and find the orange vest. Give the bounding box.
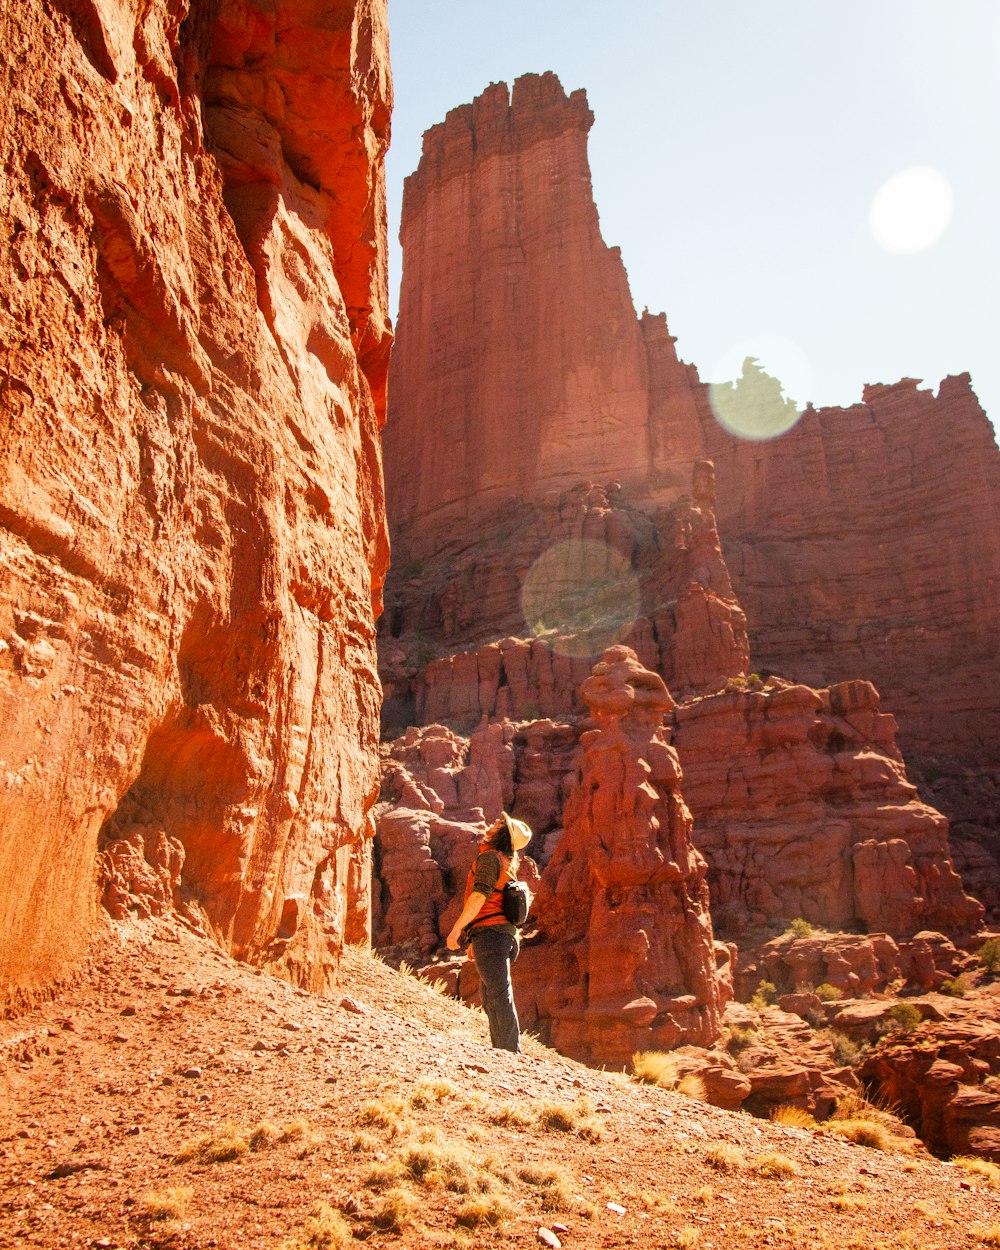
[463,847,513,930]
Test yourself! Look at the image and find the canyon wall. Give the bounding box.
[0,0,392,1008]
[383,73,1000,878]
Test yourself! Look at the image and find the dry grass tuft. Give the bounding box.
[249,1121,280,1150]
[409,1077,459,1108]
[298,1202,354,1249]
[770,1104,818,1129]
[350,1130,378,1153]
[693,1185,714,1205]
[176,1122,250,1164]
[704,1142,746,1173]
[640,1191,679,1214]
[825,1118,891,1151]
[535,1096,603,1141]
[751,1151,799,1179]
[454,1193,513,1228]
[673,1228,701,1249]
[402,1141,493,1194]
[517,1162,576,1211]
[632,1050,680,1087]
[372,1187,418,1233]
[364,1160,408,1191]
[356,1096,410,1137]
[831,1192,868,1212]
[488,1102,534,1129]
[973,1226,1000,1247]
[952,1156,1000,1187]
[141,1185,194,1221]
[676,1073,708,1101]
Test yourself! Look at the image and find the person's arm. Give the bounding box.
[445,851,501,950]
[445,892,486,950]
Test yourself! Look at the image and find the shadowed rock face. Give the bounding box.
[0,0,391,1007]
[383,72,1000,888]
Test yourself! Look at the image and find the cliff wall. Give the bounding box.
[0,0,392,1007]
[383,72,653,565]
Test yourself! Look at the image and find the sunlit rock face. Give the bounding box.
[516,647,729,1066]
[0,0,392,1007]
[384,73,655,567]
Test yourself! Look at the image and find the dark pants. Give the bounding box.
[471,927,520,1053]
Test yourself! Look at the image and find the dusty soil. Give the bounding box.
[2,920,999,1250]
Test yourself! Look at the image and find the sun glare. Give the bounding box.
[869,166,953,255]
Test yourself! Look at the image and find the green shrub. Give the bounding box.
[725,1024,758,1054]
[815,982,843,1002]
[787,917,813,939]
[750,980,778,1011]
[979,938,1000,975]
[940,975,968,997]
[825,1030,865,1066]
[887,1002,922,1031]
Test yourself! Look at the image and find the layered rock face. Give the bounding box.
[0,0,391,1007]
[383,73,653,566]
[383,72,1000,880]
[675,678,983,939]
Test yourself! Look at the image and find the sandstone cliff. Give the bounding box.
[383,72,1000,893]
[0,0,391,1007]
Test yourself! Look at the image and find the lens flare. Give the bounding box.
[869,166,953,255]
[521,538,640,659]
[707,337,808,442]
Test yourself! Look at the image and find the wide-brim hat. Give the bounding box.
[502,812,533,850]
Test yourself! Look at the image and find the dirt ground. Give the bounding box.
[2,920,999,1250]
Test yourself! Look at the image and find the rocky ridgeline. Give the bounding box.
[0,0,392,1006]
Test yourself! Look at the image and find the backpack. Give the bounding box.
[501,879,532,927]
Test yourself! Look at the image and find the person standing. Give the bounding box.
[445,812,532,1053]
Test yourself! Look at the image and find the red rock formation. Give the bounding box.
[510,647,728,1065]
[860,984,1000,1161]
[385,73,1000,896]
[0,0,391,1007]
[674,678,983,939]
[384,73,653,567]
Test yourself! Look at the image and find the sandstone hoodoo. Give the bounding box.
[1,0,392,1007]
[516,646,729,1066]
[383,71,1000,900]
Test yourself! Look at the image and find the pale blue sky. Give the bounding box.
[385,1,1000,435]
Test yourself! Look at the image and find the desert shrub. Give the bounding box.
[403,1142,491,1194]
[409,1078,458,1108]
[787,917,813,938]
[176,1123,249,1164]
[979,938,1000,975]
[886,1002,922,1031]
[952,1156,1000,1187]
[815,982,843,1002]
[141,1186,194,1221]
[750,980,778,1011]
[751,1152,798,1179]
[824,1028,865,1066]
[769,1104,817,1129]
[364,1160,408,1191]
[725,1024,758,1054]
[454,1194,513,1228]
[940,976,968,997]
[356,1096,409,1135]
[704,1143,745,1173]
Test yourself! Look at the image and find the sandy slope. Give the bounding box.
[2,921,998,1249]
